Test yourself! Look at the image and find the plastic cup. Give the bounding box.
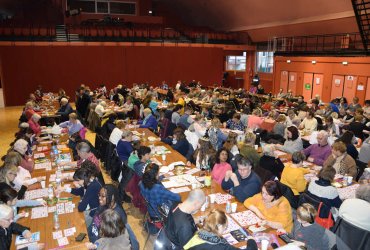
[254,145,258,150]
[347,176,353,185]
[261,239,269,250]
[41,181,46,189]
[162,154,166,161]
[209,194,216,203]
[231,202,237,213]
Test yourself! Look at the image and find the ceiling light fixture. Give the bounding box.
[287,60,291,63]
[342,61,348,65]
[312,60,316,64]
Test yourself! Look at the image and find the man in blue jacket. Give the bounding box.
[222,156,261,202]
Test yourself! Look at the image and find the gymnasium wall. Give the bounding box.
[273,56,370,104]
[0,44,224,106]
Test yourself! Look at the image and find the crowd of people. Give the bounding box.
[1,80,370,249]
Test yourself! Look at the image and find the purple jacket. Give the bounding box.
[303,143,332,166]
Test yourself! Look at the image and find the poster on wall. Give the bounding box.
[290,75,295,82]
[335,79,341,86]
[357,85,364,91]
[304,83,311,90]
[315,78,320,84]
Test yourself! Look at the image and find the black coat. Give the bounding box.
[0,223,29,250]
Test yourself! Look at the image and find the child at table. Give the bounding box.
[277,203,338,250]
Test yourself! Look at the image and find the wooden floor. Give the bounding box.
[0,106,155,249]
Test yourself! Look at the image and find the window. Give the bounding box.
[226,52,246,71]
[69,0,95,13]
[256,51,274,73]
[67,0,136,15]
[110,2,136,15]
[97,2,109,13]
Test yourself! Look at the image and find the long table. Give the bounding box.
[134,128,285,249]
[11,143,88,250]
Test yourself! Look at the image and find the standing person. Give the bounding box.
[155,189,206,250]
[76,87,91,119]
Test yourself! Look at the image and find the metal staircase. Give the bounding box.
[351,0,370,51]
[55,25,67,42]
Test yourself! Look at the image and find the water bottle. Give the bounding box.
[226,201,231,213]
[53,212,60,230]
[48,184,54,199]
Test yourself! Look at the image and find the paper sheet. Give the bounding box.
[170,186,191,193]
[31,206,48,219]
[25,188,49,200]
[230,210,262,227]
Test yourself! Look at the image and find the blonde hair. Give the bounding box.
[244,132,256,146]
[332,141,347,153]
[69,112,78,120]
[0,164,18,185]
[276,114,286,123]
[0,204,13,219]
[202,209,227,235]
[297,203,317,224]
[115,120,126,129]
[211,118,222,128]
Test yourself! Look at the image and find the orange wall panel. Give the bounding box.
[288,72,297,95]
[331,75,345,100]
[365,78,370,101]
[343,76,358,102]
[302,73,313,101]
[280,71,289,92]
[356,76,367,104]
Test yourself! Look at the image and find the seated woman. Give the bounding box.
[191,137,216,170]
[116,130,134,162]
[162,127,191,159]
[208,118,227,151]
[223,132,239,156]
[171,105,183,126]
[139,163,181,234]
[86,209,131,250]
[273,114,287,138]
[276,126,303,154]
[337,131,358,160]
[247,109,263,130]
[259,144,285,179]
[0,204,37,250]
[299,111,318,135]
[59,161,102,225]
[278,203,338,250]
[211,148,232,185]
[244,180,293,232]
[133,146,151,177]
[184,209,258,250]
[109,120,126,146]
[307,165,342,215]
[59,112,84,136]
[88,185,139,250]
[12,139,34,173]
[280,152,312,196]
[28,113,42,136]
[324,141,357,178]
[225,113,244,131]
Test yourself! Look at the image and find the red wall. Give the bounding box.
[0,44,223,106]
[273,56,370,103]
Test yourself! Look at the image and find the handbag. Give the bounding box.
[315,202,334,229]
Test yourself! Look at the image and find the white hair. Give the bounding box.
[13,139,28,155]
[317,130,329,140]
[61,98,68,104]
[0,204,12,219]
[32,113,41,121]
[262,144,275,157]
[100,101,106,107]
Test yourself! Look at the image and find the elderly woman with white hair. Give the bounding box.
[57,97,73,122]
[28,113,41,136]
[339,184,370,231]
[259,144,285,179]
[95,100,110,118]
[138,108,158,131]
[13,139,34,173]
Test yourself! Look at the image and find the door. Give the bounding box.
[312,74,324,100]
[331,75,345,100]
[280,71,289,93]
[356,76,367,105]
[302,73,314,101]
[343,75,358,103]
[365,77,370,101]
[288,72,297,95]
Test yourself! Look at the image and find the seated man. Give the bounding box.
[221,156,262,202]
[155,189,206,250]
[139,108,158,131]
[303,130,332,166]
[57,98,73,122]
